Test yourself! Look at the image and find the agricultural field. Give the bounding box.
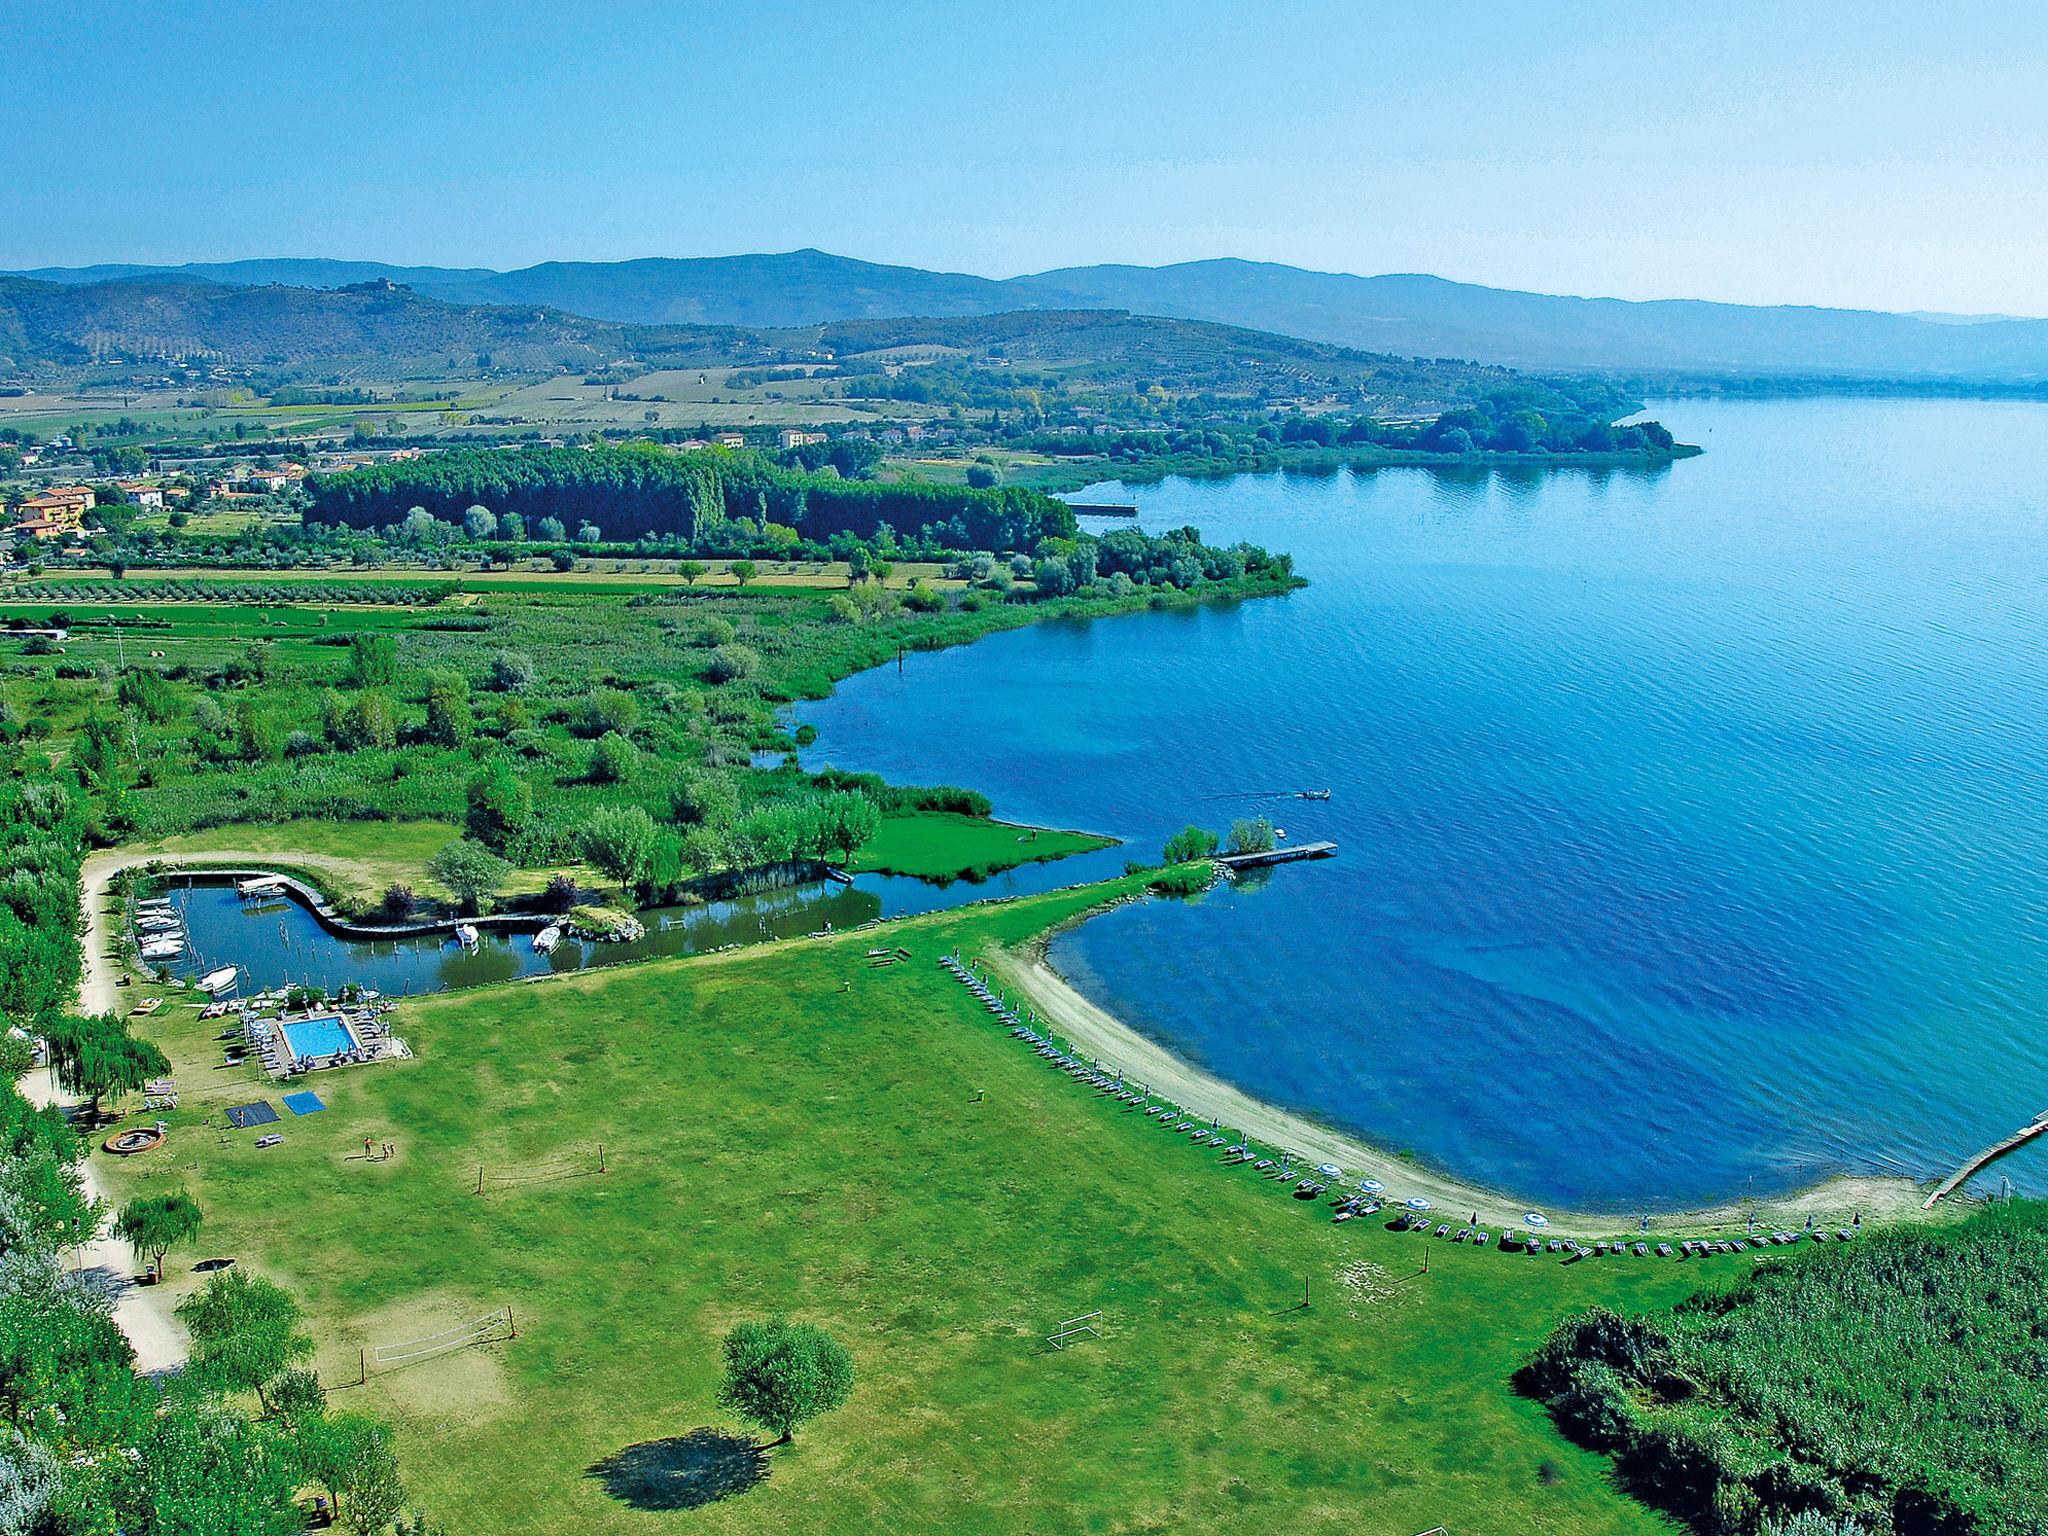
[98,877,1701,1536]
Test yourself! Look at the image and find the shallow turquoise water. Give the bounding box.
[797,397,2048,1209]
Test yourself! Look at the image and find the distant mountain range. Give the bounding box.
[13,250,2048,380]
[0,274,1539,419]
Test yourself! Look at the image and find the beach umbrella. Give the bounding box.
[1523,1212,1550,1228]
[1405,1196,1433,1212]
[1360,1179,1384,1194]
[1315,1162,1343,1180]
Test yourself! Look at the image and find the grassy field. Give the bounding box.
[101,876,1698,1536]
[849,812,1115,880]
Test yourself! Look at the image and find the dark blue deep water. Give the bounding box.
[797,398,2048,1209]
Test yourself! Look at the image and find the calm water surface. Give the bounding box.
[796,398,2048,1208]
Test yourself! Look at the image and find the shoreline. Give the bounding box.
[982,898,1945,1240]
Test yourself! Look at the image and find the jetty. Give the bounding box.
[1062,502,1139,518]
[1924,1109,2048,1207]
[1216,841,1338,871]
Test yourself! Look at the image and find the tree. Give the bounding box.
[48,1012,168,1122]
[464,760,529,849]
[348,691,399,751]
[580,805,657,897]
[348,632,396,688]
[1033,557,1074,597]
[676,560,707,587]
[177,1269,314,1413]
[1162,825,1219,864]
[461,504,496,540]
[236,700,283,764]
[704,644,759,685]
[729,559,757,590]
[422,672,473,748]
[965,463,999,488]
[427,839,511,915]
[486,648,536,691]
[399,507,439,545]
[820,790,880,863]
[716,1318,854,1445]
[115,1190,202,1282]
[586,731,637,785]
[498,510,525,542]
[306,1413,407,1535]
[1226,816,1275,856]
[549,546,577,572]
[535,516,566,542]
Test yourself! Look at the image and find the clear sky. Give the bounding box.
[3,1,2044,314]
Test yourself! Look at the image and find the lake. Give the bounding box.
[795,397,2048,1210]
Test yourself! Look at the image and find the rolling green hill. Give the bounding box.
[17,249,2048,378]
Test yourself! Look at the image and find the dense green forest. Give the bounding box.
[1520,1202,2048,1536]
[304,444,1080,550]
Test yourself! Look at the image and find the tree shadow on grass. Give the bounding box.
[586,1428,770,1510]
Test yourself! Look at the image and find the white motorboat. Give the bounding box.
[196,965,239,996]
[237,875,286,898]
[532,924,562,954]
[140,939,184,960]
[455,923,480,949]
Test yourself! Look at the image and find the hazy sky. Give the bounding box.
[4,1,2045,314]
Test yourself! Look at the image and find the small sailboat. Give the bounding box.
[1295,789,1331,800]
[141,939,184,960]
[532,924,562,954]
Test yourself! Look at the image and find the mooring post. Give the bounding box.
[358,1348,366,1386]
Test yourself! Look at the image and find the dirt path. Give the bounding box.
[77,846,373,1015]
[984,938,1934,1240]
[18,1065,188,1372]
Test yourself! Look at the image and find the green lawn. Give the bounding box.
[848,811,1116,881]
[103,876,1697,1535]
[137,819,589,908]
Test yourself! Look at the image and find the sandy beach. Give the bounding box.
[979,903,1940,1240]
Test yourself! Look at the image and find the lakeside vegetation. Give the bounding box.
[0,506,1289,925]
[1521,1203,2048,1535]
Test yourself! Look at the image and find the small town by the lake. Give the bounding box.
[3,7,2046,1534]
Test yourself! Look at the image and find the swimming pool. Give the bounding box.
[281,1015,356,1061]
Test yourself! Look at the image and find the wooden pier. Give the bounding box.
[1924,1109,2048,1207]
[1216,841,1338,871]
[1062,502,1139,518]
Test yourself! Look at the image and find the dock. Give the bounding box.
[1216,841,1338,871]
[1924,1109,2048,1207]
[1062,502,1139,518]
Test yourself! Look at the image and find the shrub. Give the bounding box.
[587,731,638,784]
[705,644,759,685]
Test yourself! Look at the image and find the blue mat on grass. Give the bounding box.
[282,1090,325,1117]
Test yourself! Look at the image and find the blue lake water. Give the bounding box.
[796,397,2048,1209]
